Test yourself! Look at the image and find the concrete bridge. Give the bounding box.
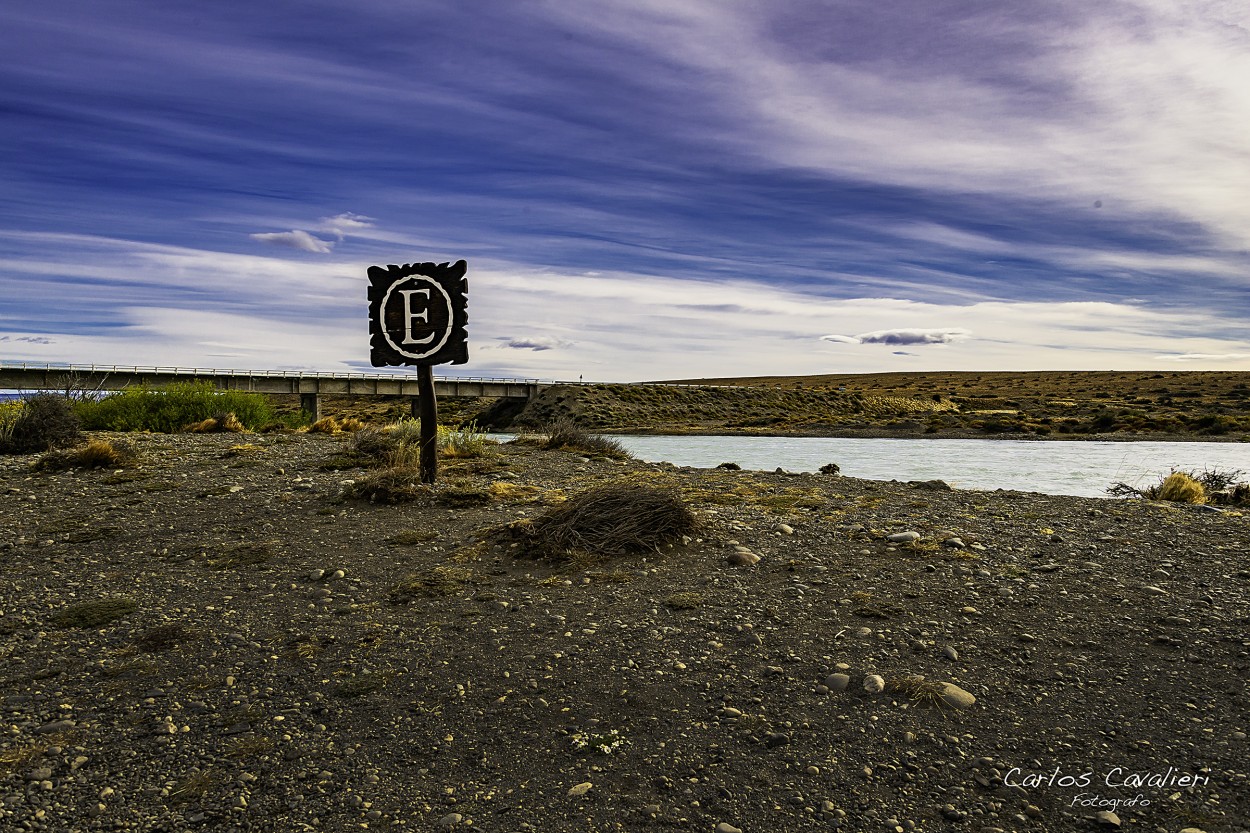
[0,362,544,420]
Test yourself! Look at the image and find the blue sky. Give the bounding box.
[2,0,1249,381]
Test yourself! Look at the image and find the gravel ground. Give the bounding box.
[1,432,1247,833]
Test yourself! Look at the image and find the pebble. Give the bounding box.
[568,781,593,797]
[886,531,920,543]
[1094,809,1121,827]
[715,824,743,833]
[1141,585,1168,595]
[776,523,794,535]
[436,812,463,829]
[863,674,886,693]
[939,683,976,710]
[309,569,325,581]
[728,551,760,566]
[943,646,959,661]
[824,673,851,692]
[942,537,966,548]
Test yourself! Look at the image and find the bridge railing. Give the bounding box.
[0,360,734,389]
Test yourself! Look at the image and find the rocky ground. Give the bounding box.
[1,432,1248,833]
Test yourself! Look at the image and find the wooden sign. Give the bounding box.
[366,258,469,484]
[367,260,468,367]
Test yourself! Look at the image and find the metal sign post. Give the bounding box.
[367,260,468,484]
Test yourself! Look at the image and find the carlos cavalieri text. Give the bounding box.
[1004,766,1210,789]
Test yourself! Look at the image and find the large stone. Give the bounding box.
[939,682,976,710]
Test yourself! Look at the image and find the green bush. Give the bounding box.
[438,422,492,458]
[76,383,274,433]
[1,394,82,453]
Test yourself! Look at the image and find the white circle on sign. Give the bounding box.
[380,275,455,360]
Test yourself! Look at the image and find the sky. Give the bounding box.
[2,0,1249,382]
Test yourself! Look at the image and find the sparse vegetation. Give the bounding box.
[208,542,275,569]
[390,565,482,601]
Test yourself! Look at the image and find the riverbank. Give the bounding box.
[1,432,1246,832]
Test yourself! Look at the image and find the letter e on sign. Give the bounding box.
[367,260,468,366]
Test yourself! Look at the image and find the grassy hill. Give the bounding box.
[491,370,1250,438]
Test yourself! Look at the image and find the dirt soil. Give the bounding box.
[1,432,1248,833]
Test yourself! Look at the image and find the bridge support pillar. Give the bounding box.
[300,393,320,422]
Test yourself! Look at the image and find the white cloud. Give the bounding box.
[249,229,334,254]
[495,336,573,351]
[4,232,1250,378]
[824,328,971,346]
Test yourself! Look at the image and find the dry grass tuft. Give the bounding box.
[208,542,275,570]
[222,443,266,457]
[35,438,137,471]
[665,591,704,609]
[1155,471,1206,504]
[50,597,137,629]
[186,412,246,433]
[305,416,366,435]
[134,622,190,653]
[542,419,631,459]
[887,674,950,709]
[346,467,432,503]
[306,416,344,434]
[488,482,543,503]
[390,565,482,601]
[504,483,698,562]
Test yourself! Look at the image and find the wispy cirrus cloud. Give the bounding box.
[1155,352,1250,362]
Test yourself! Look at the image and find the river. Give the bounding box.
[502,434,1250,498]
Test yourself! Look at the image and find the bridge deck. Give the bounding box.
[0,362,542,399]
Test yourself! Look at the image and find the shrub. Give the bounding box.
[1,394,82,453]
[0,402,21,447]
[542,419,631,459]
[1106,468,1244,504]
[76,382,274,433]
[505,483,697,561]
[35,439,137,471]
